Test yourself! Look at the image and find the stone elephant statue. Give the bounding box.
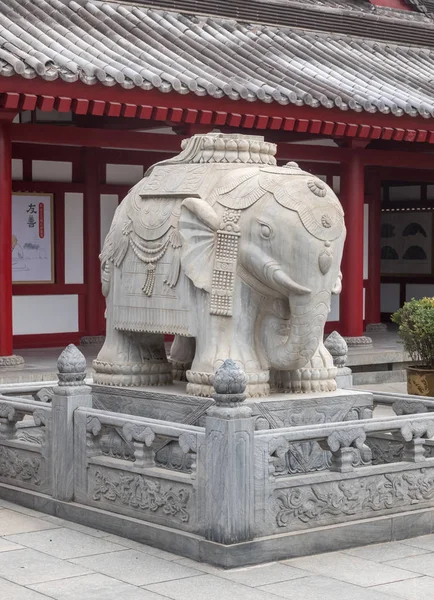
[94,133,346,397]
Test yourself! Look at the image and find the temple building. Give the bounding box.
[1,0,434,363]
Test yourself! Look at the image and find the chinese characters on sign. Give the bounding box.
[12,194,54,283]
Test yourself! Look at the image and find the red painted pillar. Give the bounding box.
[0,119,13,356]
[83,148,102,337]
[339,152,365,337]
[366,173,382,325]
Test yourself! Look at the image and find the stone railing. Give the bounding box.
[74,407,205,533]
[2,349,434,566]
[371,390,434,415]
[0,395,52,493]
[254,411,434,536]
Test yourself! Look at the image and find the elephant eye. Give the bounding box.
[259,222,272,239]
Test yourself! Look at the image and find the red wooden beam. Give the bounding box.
[11,123,183,152]
[3,77,434,139]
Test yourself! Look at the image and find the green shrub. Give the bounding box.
[391,297,434,369]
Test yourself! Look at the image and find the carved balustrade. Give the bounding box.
[0,395,52,493]
[254,411,434,537]
[74,407,205,533]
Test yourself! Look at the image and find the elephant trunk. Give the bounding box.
[263,291,331,371]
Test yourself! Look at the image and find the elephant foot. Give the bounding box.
[272,366,337,394]
[92,359,173,387]
[186,369,270,398]
[170,359,191,382]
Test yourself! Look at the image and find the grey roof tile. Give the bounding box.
[1,0,434,118]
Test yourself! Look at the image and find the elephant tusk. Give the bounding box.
[267,263,311,296]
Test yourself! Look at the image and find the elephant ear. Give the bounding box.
[179,197,219,293]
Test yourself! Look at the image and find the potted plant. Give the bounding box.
[392,297,434,396]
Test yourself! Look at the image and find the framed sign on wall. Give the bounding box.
[12,193,54,284]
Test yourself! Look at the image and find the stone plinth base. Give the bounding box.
[1,482,432,569]
[92,383,373,430]
[335,366,353,389]
[0,355,24,367]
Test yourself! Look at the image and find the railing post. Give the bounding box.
[204,360,254,544]
[51,344,92,501]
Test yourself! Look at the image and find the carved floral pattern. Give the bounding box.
[0,446,40,485]
[275,468,434,528]
[92,470,190,522]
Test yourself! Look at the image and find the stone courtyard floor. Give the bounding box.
[1,499,434,599]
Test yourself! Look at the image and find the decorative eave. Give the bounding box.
[2,1,434,120]
[3,77,434,147]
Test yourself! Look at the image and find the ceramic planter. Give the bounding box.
[407,366,434,397]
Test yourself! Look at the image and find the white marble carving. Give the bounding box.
[95,133,346,396]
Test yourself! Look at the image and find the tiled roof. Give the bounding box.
[2,0,434,118]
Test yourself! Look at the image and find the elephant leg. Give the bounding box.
[272,343,337,394]
[93,329,172,387]
[169,335,195,382]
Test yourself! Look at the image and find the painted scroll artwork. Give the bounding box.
[12,193,54,284]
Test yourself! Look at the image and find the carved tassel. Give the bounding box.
[142,264,156,296]
[165,247,181,288]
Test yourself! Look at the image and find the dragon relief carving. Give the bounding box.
[92,469,190,522]
[275,467,434,528]
[0,446,41,485]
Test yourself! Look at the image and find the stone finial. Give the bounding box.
[324,331,348,367]
[211,359,247,406]
[57,344,87,386]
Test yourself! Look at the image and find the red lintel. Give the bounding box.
[169,107,184,122]
[122,103,138,118]
[241,114,256,128]
[90,100,106,116]
[72,98,89,115]
[228,113,242,127]
[21,94,38,111]
[199,110,213,125]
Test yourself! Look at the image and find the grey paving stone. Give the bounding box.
[5,527,127,559]
[42,515,111,538]
[260,575,401,600]
[0,538,23,552]
[386,553,434,576]
[0,510,59,536]
[30,573,169,600]
[0,576,50,600]
[217,562,308,586]
[173,558,223,574]
[402,534,434,552]
[101,534,182,560]
[0,501,50,519]
[145,573,298,600]
[284,551,418,587]
[342,541,430,562]
[0,548,90,585]
[374,575,434,599]
[71,549,203,585]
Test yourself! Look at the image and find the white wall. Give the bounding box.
[12,159,23,180]
[406,284,434,302]
[13,295,79,335]
[381,283,400,313]
[32,160,72,182]
[64,193,84,284]
[100,194,119,250]
[106,164,143,185]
